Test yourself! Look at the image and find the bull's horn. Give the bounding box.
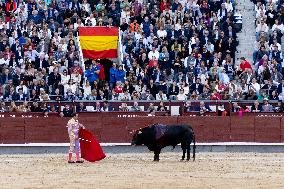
[138,131,142,134]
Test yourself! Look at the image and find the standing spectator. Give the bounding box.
[115,65,126,83]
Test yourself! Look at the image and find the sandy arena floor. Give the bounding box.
[1,151,284,189]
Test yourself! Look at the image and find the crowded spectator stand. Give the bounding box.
[1,0,282,118]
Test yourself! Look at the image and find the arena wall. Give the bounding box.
[0,112,283,144]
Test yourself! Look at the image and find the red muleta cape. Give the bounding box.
[79,128,106,162]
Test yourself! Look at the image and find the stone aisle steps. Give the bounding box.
[235,0,256,65]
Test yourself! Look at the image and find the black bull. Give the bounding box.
[131,124,196,161]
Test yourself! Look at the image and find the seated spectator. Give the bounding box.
[49,105,59,113]
[51,88,63,101]
[147,109,155,117]
[215,80,227,93]
[108,89,119,100]
[39,88,50,101]
[250,78,261,95]
[261,98,273,112]
[18,101,31,112]
[269,90,279,101]
[190,78,203,95]
[132,91,141,101]
[147,103,155,112]
[274,101,283,113]
[101,101,113,112]
[156,90,167,101]
[244,89,258,100]
[9,101,18,112]
[119,102,129,111]
[114,82,124,94]
[176,89,187,101]
[94,102,101,112]
[18,88,29,101]
[196,101,212,112]
[130,101,142,112]
[118,90,132,101]
[241,105,251,112]
[76,89,87,100]
[231,102,241,112]
[61,104,73,117]
[168,81,179,100]
[251,100,262,112]
[217,104,228,116]
[157,101,167,111]
[210,89,221,100]
[141,90,155,100]
[257,89,269,101]
[76,102,87,112]
[0,101,8,112]
[30,102,43,112]
[184,101,195,112]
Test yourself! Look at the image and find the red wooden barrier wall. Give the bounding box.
[0,112,284,143]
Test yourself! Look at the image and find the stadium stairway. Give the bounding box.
[235,0,255,64]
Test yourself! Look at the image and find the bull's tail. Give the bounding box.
[192,132,196,161]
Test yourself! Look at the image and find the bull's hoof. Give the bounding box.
[153,159,159,162]
[186,159,190,161]
[180,159,184,161]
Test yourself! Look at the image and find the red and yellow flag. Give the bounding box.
[79,27,119,59]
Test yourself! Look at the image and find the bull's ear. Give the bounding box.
[138,131,142,134]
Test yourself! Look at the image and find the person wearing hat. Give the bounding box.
[67,113,85,163]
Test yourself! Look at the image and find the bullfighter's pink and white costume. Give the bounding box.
[67,117,85,163]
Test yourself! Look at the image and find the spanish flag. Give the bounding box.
[79,27,119,59]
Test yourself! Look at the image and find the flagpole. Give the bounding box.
[77,29,85,72]
[118,28,123,63]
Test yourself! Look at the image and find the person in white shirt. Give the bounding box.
[64,79,77,94]
[71,69,82,86]
[250,78,261,95]
[148,47,160,60]
[176,89,187,101]
[52,32,61,46]
[156,90,168,100]
[118,90,132,101]
[0,55,10,66]
[256,19,269,34]
[218,68,230,85]
[157,26,167,39]
[86,13,97,26]
[74,18,84,30]
[224,0,233,13]
[271,19,284,34]
[83,80,92,97]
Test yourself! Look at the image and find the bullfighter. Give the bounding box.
[67,113,85,163]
